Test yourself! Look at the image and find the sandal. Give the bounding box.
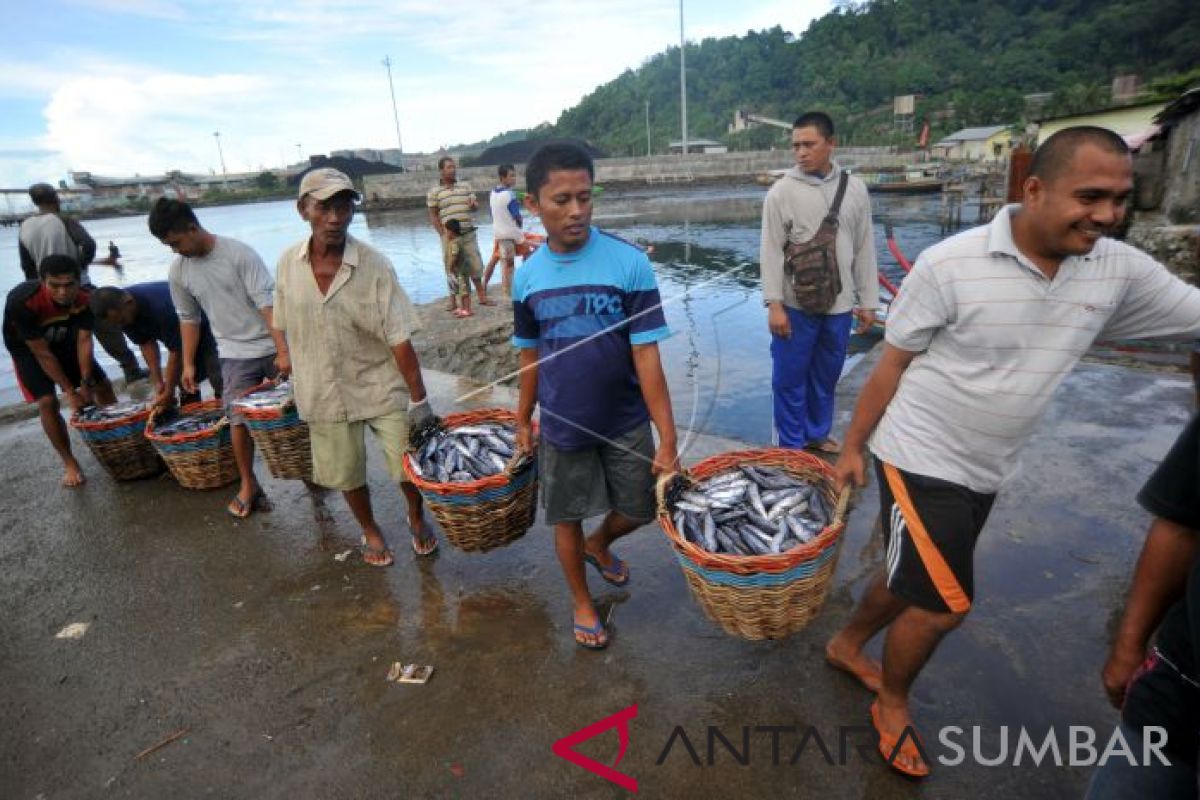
[360,536,395,568]
[584,552,630,587]
[804,437,842,455]
[870,700,930,778]
[410,528,439,556]
[227,488,268,519]
[573,618,609,650]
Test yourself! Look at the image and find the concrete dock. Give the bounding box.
[0,352,1193,798]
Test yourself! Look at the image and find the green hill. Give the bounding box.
[549,0,1200,155]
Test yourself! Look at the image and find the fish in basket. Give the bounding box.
[69,400,164,481]
[144,399,237,490]
[402,408,538,553]
[232,380,312,481]
[657,448,851,641]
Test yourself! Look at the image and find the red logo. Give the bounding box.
[552,704,638,792]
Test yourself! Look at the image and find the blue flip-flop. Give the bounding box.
[584,553,630,587]
[573,618,609,650]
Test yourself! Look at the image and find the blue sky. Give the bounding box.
[0,0,831,189]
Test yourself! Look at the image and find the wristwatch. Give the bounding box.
[81,374,99,388]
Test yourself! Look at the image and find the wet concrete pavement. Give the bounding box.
[0,357,1195,799]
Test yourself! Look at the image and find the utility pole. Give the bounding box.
[382,56,405,169]
[295,142,303,164]
[213,131,228,187]
[645,100,651,157]
[679,0,688,158]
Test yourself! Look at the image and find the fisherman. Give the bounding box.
[18,183,147,384]
[483,163,524,297]
[3,255,116,487]
[149,198,288,519]
[274,168,438,566]
[426,156,492,316]
[512,143,679,649]
[1088,414,1200,798]
[825,126,1200,778]
[759,111,878,455]
[89,282,223,409]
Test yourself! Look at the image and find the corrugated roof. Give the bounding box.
[934,125,1010,145]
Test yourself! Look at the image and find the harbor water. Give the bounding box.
[0,186,947,444]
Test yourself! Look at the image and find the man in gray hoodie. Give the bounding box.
[759,112,879,454]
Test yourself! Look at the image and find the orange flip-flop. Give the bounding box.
[870,700,930,778]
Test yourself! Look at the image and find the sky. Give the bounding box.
[0,0,833,192]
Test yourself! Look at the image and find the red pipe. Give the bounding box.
[878,271,900,296]
[885,224,913,273]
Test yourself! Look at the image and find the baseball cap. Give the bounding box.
[298,168,360,201]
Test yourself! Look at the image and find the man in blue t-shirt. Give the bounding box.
[512,143,679,650]
[90,282,223,408]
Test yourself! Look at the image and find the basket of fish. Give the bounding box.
[70,400,165,481]
[657,448,851,641]
[145,399,237,490]
[402,408,537,553]
[232,380,312,481]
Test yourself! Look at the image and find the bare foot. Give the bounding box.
[61,460,86,488]
[825,636,882,693]
[871,699,929,777]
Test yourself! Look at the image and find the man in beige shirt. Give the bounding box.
[274,169,438,566]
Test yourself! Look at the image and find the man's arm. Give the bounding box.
[427,206,444,237]
[1102,517,1198,708]
[18,240,37,281]
[850,193,880,334]
[179,322,201,393]
[632,342,679,475]
[26,337,85,410]
[515,348,538,453]
[833,343,919,489]
[390,340,427,404]
[759,190,791,339]
[62,216,96,267]
[259,307,290,377]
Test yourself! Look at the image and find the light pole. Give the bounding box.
[679,0,688,158]
[645,100,651,157]
[382,56,405,169]
[213,131,228,187]
[295,142,303,164]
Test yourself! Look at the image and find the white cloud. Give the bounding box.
[63,0,187,20]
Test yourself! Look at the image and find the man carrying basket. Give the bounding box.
[274,168,438,567]
[826,127,1200,778]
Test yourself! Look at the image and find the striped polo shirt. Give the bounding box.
[426,180,477,229]
[512,227,670,450]
[870,205,1200,493]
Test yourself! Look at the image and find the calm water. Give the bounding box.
[0,187,947,444]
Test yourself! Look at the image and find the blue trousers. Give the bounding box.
[770,307,852,448]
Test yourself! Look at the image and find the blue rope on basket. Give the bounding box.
[77,420,148,442]
[675,542,839,588]
[152,432,230,454]
[243,410,303,432]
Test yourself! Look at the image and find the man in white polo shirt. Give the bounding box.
[823,126,1200,778]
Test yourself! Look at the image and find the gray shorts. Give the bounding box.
[220,354,278,425]
[539,422,657,525]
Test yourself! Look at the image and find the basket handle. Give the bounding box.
[833,485,852,524]
[655,469,694,516]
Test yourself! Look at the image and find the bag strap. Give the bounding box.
[824,171,850,224]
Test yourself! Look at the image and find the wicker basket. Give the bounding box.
[235,382,312,481]
[402,408,537,553]
[657,448,851,641]
[69,405,164,481]
[145,399,237,490]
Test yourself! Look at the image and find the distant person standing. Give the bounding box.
[149,198,289,519]
[426,156,492,316]
[4,255,116,487]
[18,183,147,384]
[484,164,523,297]
[759,112,878,454]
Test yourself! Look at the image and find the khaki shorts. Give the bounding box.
[308,408,410,491]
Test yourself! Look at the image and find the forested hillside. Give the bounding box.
[548,0,1200,155]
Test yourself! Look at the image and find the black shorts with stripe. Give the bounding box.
[875,459,996,614]
[12,344,106,403]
